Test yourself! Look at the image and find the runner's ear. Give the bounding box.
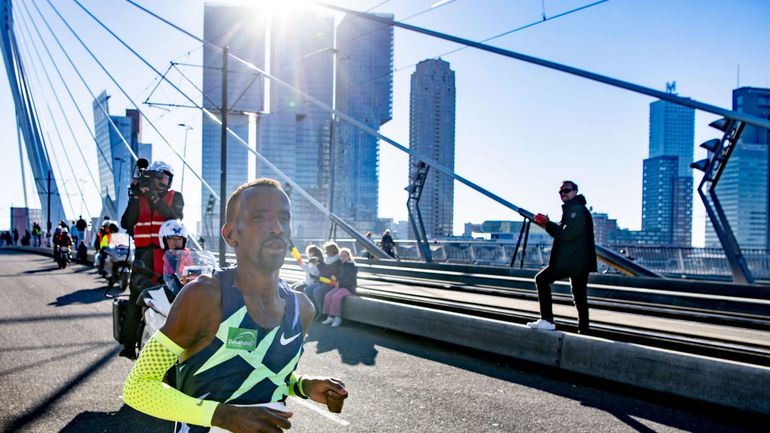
[221,223,238,248]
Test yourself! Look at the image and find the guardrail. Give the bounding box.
[290,238,770,280]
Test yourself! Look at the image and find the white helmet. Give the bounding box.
[159,219,188,249]
[61,227,68,234]
[148,160,174,185]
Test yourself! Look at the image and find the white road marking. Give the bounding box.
[288,396,350,426]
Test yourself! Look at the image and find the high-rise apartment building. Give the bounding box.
[333,13,394,233]
[408,59,456,239]
[257,10,335,239]
[200,3,265,242]
[706,87,770,249]
[93,92,151,220]
[641,98,694,246]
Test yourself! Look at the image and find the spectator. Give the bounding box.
[293,244,323,292]
[304,241,341,320]
[527,180,597,334]
[381,229,395,258]
[321,248,358,328]
[12,228,18,245]
[70,220,79,246]
[76,216,88,245]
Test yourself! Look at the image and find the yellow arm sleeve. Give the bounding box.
[122,330,219,427]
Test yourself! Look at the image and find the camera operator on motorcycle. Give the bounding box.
[120,160,184,360]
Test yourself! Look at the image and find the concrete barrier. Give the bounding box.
[343,296,770,415]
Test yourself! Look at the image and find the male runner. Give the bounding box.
[123,178,347,432]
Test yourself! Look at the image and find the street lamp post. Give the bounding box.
[177,123,193,193]
[114,157,126,214]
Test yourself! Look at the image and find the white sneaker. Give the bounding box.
[526,319,556,331]
[321,317,334,325]
[330,317,343,327]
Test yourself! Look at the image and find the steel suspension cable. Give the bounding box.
[14,13,92,218]
[314,2,770,132]
[123,0,526,215]
[19,1,127,178]
[47,0,220,201]
[15,8,100,218]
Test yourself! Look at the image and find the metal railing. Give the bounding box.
[291,238,770,280]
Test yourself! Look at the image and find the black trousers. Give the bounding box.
[535,267,590,332]
[123,247,156,350]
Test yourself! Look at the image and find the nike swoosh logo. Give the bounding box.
[195,392,210,407]
[280,332,301,346]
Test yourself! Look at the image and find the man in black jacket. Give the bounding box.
[528,180,596,333]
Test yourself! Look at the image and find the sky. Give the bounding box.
[1,0,769,247]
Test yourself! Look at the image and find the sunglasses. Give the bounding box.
[558,188,574,195]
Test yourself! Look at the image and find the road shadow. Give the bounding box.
[306,321,379,366]
[22,265,61,274]
[58,405,173,433]
[48,287,115,307]
[312,320,769,433]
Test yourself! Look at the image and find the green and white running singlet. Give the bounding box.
[174,266,304,433]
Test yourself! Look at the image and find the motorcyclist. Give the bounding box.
[158,219,193,291]
[55,227,73,262]
[120,160,184,360]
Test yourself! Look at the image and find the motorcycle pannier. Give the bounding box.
[112,298,127,343]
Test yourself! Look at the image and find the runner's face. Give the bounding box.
[233,187,291,271]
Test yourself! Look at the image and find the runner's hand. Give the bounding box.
[211,404,293,433]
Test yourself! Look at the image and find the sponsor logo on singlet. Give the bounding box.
[226,327,257,351]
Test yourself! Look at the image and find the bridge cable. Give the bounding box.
[313,2,770,132]
[41,0,220,202]
[333,0,609,119]
[123,0,528,219]
[14,13,92,219]
[14,8,101,218]
[18,2,126,181]
[14,5,113,188]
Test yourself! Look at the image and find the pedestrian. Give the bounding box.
[76,216,87,246]
[32,223,42,247]
[12,228,18,245]
[122,178,348,432]
[70,220,79,246]
[321,248,358,328]
[380,229,395,258]
[527,180,597,333]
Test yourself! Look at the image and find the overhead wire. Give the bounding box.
[334,0,610,100]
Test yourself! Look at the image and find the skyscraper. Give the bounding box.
[706,87,770,249]
[200,3,266,242]
[408,59,456,239]
[641,98,694,246]
[258,10,334,239]
[333,13,394,233]
[93,92,151,220]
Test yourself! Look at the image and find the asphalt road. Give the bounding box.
[0,249,765,433]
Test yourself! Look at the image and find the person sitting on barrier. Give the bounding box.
[292,244,323,292]
[321,248,358,328]
[304,241,341,320]
[527,180,596,333]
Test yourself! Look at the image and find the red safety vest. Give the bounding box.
[133,190,176,248]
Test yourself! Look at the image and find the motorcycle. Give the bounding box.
[109,249,217,354]
[102,232,134,292]
[57,245,71,269]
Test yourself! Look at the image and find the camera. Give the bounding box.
[128,158,153,198]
